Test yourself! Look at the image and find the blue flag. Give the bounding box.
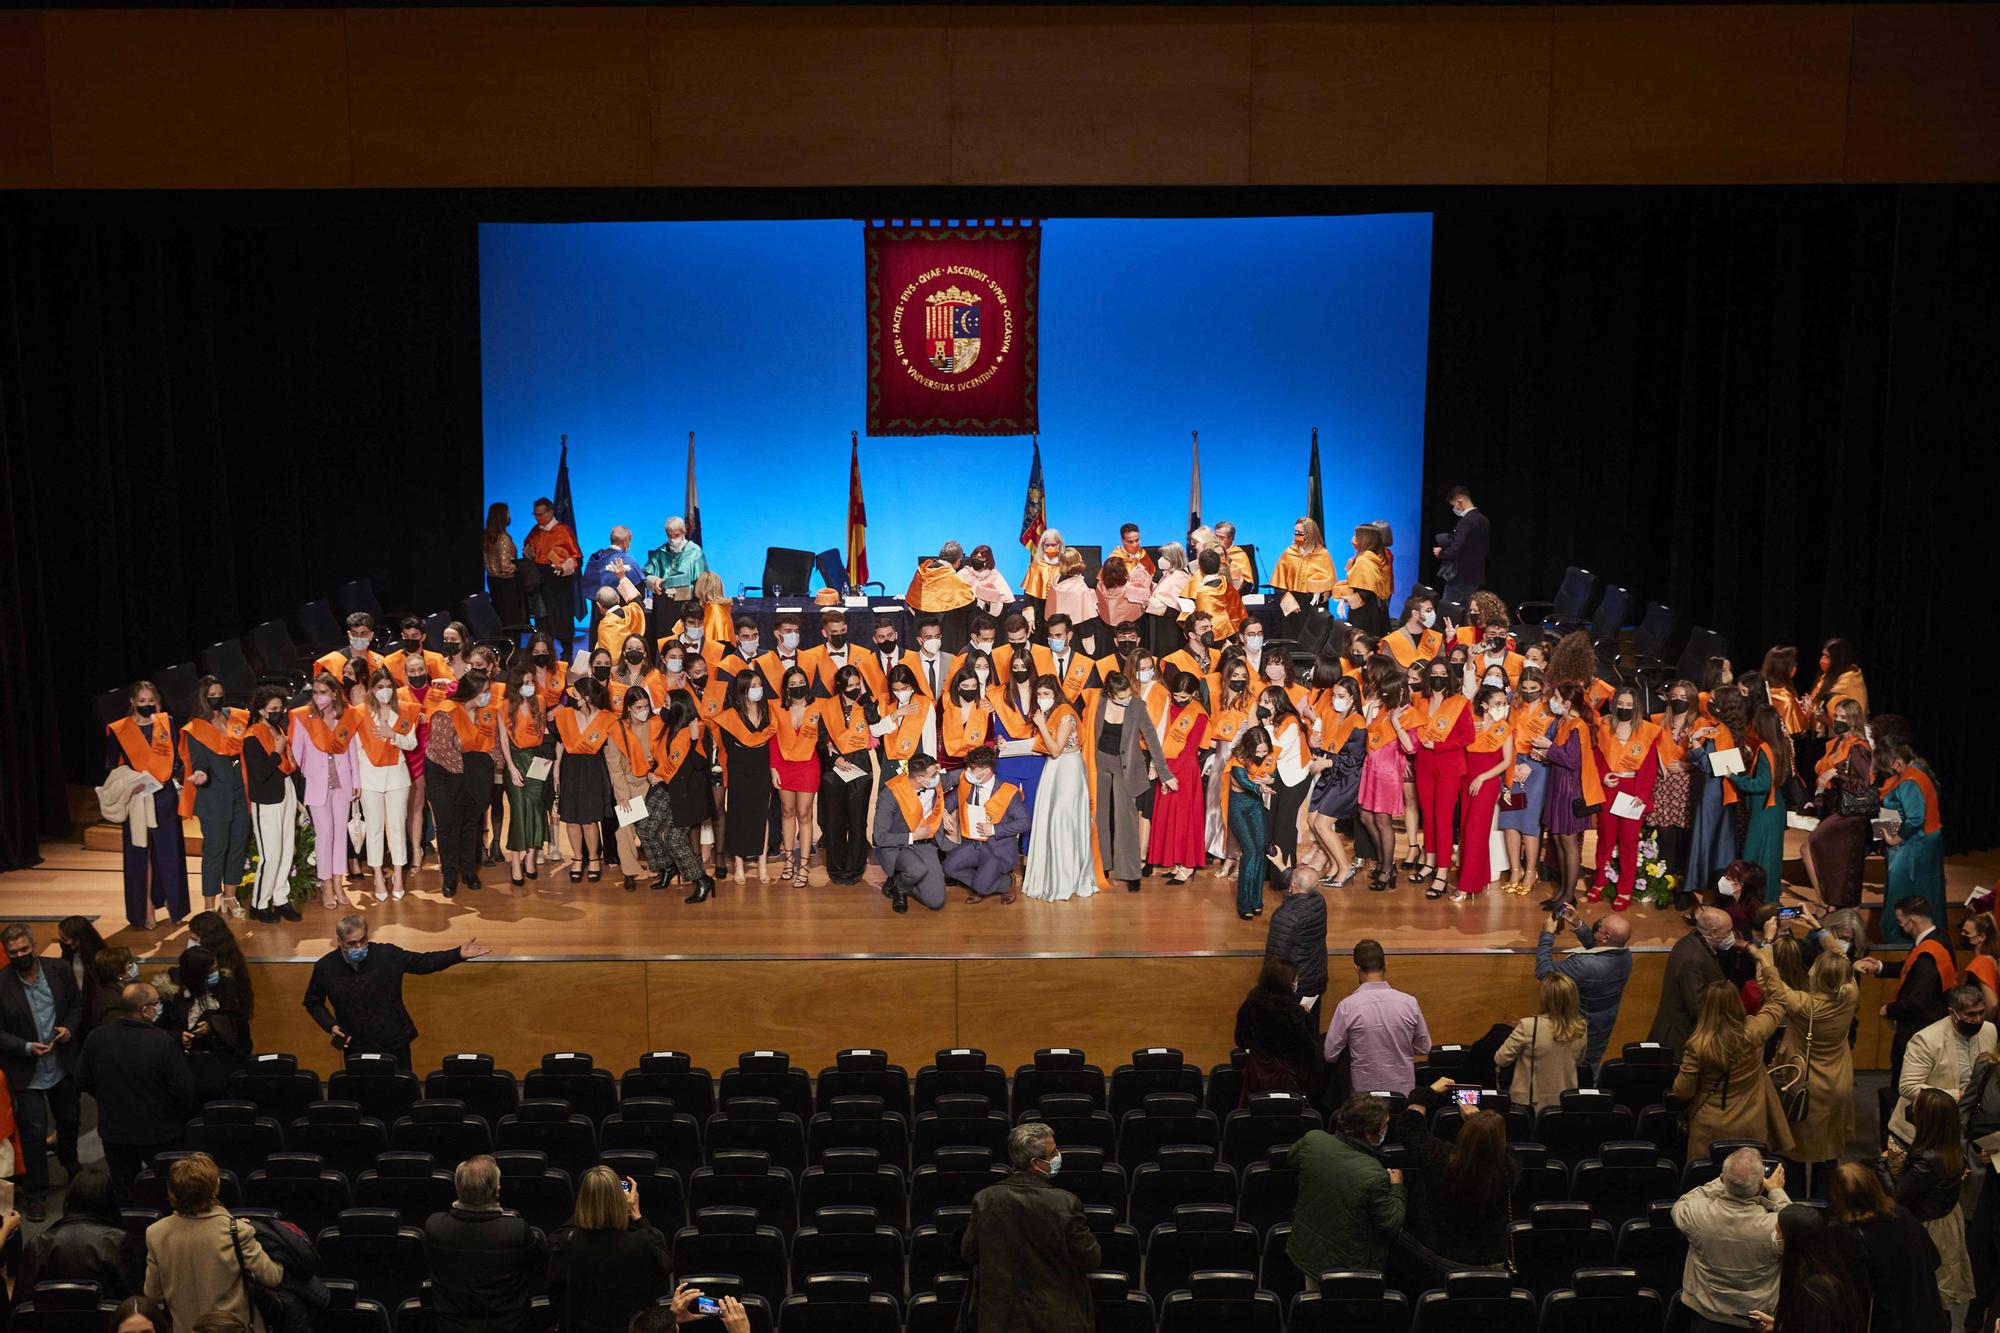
[553,435,585,623]
[1019,436,1047,551]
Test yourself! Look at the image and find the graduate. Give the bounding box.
[1268,516,1338,638]
[987,647,1051,831]
[383,616,451,687]
[314,611,385,682]
[425,666,499,898]
[1409,658,1473,898]
[802,608,882,700]
[941,745,1033,903]
[1593,684,1662,911]
[992,613,1055,685]
[769,665,824,886]
[1499,669,1557,895]
[354,666,420,901]
[105,679,192,931]
[1145,671,1210,883]
[714,670,779,883]
[901,616,953,703]
[1879,738,1946,943]
[1304,673,1367,888]
[751,612,807,699]
[553,676,617,885]
[1333,524,1395,635]
[290,672,359,911]
[607,689,709,897]
[1382,593,1446,668]
[1042,614,1098,706]
[497,663,550,890]
[1726,704,1791,901]
[179,677,250,919]
[941,665,998,764]
[1203,652,1257,878]
[242,686,300,923]
[1161,612,1219,708]
[1188,548,1245,640]
[818,664,886,886]
[1225,726,1277,917]
[879,665,934,777]
[904,540,976,648]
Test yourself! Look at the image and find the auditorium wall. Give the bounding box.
[245,953,1908,1078]
[2,6,1996,191]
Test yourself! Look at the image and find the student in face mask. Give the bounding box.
[715,668,780,884]
[819,665,884,886]
[495,663,554,890]
[1643,678,1701,901]
[942,664,997,764]
[241,685,301,922]
[1498,668,1557,896]
[1021,674,1096,903]
[291,672,359,912]
[424,667,499,898]
[1591,686,1664,912]
[155,944,252,1104]
[767,666,824,887]
[1406,658,1474,899]
[1384,594,1444,669]
[314,611,383,684]
[354,667,421,902]
[179,675,251,921]
[1537,682,1605,915]
[1800,697,1874,910]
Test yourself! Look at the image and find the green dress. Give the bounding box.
[1880,776,1945,945]
[504,732,554,853]
[1727,747,1785,893]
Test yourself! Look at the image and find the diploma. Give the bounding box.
[526,756,553,781]
[615,796,649,827]
[1708,747,1745,776]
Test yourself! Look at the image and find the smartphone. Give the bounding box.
[620,1179,632,1194]
[1778,906,1802,920]
[694,1297,723,1316]
[1764,1160,1780,1178]
[1453,1088,1482,1109]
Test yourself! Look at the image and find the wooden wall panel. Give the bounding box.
[955,956,1263,1070]
[1547,5,1853,183]
[1251,7,1552,185]
[1845,4,2000,183]
[0,13,52,188]
[40,9,350,188]
[643,959,960,1071]
[947,6,1251,185]
[345,7,653,187]
[650,7,952,186]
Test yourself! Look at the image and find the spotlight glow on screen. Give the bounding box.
[479,215,1433,605]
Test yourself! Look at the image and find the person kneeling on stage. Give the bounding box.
[942,745,1032,905]
[874,753,947,914]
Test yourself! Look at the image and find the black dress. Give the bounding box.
[722,706,774,858]
[556,707,613,824]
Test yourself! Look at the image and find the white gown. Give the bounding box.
[1022,722,1096,902]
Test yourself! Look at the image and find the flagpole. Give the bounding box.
[1189,429,1202,542]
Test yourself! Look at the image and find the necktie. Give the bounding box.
[927,659,938,697]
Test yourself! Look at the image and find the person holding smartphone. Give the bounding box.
[546,1166,673,1333]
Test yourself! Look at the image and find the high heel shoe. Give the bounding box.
[684,874,715,905]
[650,871,673,891]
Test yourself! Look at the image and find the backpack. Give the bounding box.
[236,1214,330,1333]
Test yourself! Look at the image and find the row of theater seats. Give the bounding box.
[13,1266,1678,1333]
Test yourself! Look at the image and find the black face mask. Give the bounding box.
[1430,678,1450,694]
[1667,698,1690,715]
[845,685,865,700]
[1959,1018,1986,1038]
[1257,705,1274,719]
[444,641,462,655]
[7,954,32,974]
[1518,691,1539,703]
[1346,651,1366,666]
[878,639,898,654]
[403,640,423,654]
[1197,632,1216,648]
[1614,705,1635,722]
[1832,720,1851,735]
[826,634,847,649]
[531,652,552,666]
[263,710,284,727]
[957,686,979,700]
[624,654,645,668]
[207,697,226,712]
[1011,666,1031,681]
[787,686,808,702]
[592,666,611,682]
[1117,641,1140,656]
[135,704,158,720]
[1229,676,1249,690]
[406,675,427,691]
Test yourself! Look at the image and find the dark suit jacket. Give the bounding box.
[962,1171,1100,1333]
[1648,931,1725,1050]
[1436,508,1491,587]
[0,960,85,1092]
[1880,930,1957,1045]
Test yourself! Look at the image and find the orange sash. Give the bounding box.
[245,721,297,774]
[1384,628,1443,668]
[385,649,450,686]
[1901,936,1958,996]
[1815,733,1860,778]
[1270,546,1337,593]
[714,707,778,752]
[1882,768,1943,835]
[881,701,929,763]
[1511,701,1553,755]
[942,700,994,756]
[771,702,824,762]
[821,698,874,754]
[1226,750,1277,783]
[531,664,569,712]
[1074,692,1113,891]
[1597,719,1662,774]
[1746,743,1780,810]
[435,700,497,753]
[1322,711,1365,757]
[507,700,546,751]
[1558,715,1605,807]
[358,703,421,768]
[1707,724,1740,807]
[1160,702,1207,761]
[1054,653,1095,699]
[904,559,975,613]
[955,777,1019,838]
[884,774,944,839]
[180,711,247,759]
[554,708,616,755]
[1419,695,1469,744]
[1336,549,1393,601]
[611,715,669,777]
[294,705,359,755]
[1469,715,1510,754]
[111,715,175,793]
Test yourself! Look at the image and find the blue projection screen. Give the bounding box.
[479,215,1432,604]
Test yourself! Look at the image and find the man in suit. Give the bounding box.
[1431,484,1491,619]
[874,754,947,914]
[1863,896,1958,1086]
[1887,984,1993,1144]
[941,746,1033,905]
[0,922,85,1219]
[962,1122,1099,1333]
[1649,907,1732,1050]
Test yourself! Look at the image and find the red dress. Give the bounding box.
[1147,704,1209,867]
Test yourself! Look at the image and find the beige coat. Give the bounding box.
[1889,1013,1999,1143]
[1757,959,1860,1162]
[1671,991,1794,1162]
[144,1208,283,1333]
[1495,1015,1587,1110]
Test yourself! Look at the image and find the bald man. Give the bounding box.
[1649,906,1734,1051]
[1536,906,1636,1074]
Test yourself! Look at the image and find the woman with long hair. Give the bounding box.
[155,944,253,1104]
[1258,685,1314,873]
[1961,911,2000,1013]
[1647,677,1702,892]
[1538,682,1604,913]
[1452,682,1515,902]
[1879,739,1947,945]
[482,501,524,630]
[1336,524,1393,636]
[178,678,250,920]
[605,689,709,898]
[106,680,194,932]
[187,911,253,1029]
[818,664,881,888]
[56,916,105,1007]
[1049,547,1095,650]
[1802,697,1873,908]
[1383,1081,1519,1282]
[1672,977,1793,1161]
[1204,650,1257,881]
[496,662,550,888]
[241,685,300,922]
[352,666,418,901]
[1022,674,1095,903]
[1729,704,1792,896]
[1357,662,1416,891]
[1687,684,1749,906]
[1304,674,1367,889]
[547,1166,673,1333]
[1760,1204,1865,1333]
[1756,935,1858,1198]
[769,664,823,887]
[1406,657,1472,899]
[424,666,498,897]
[1143,541,1192,656]
[1499,668,1556,895]
[1270,516,1338,639]
[289,671,358,912]
[1593,683,1663,911]
[553,676,615,885]
[1828,1160,1947,1333]
[1807,638,1868,731]
[1225,725,1276,918]
[715,668,778,884]
[1233,957,1319,1096]
[1879,1087,1974,1314]
[1495,972,1588,1109]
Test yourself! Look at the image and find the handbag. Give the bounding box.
[1838,782,1882,820]
[1771,1004,1813,1123]
[1571,796,1602,820]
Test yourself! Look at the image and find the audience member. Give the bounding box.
[1755,923,1860,1198]
[1493,972,1587,1110]
[1864,897,1960,1091]
[191,1316,251,1333]
[547,1166,674,1333]
[424,1155,547,1333]
[1288,1094,1406,1283]
[1674,1147,1791,1333]
[1264,854,1329,1022]
[1652,907,1733,1049]
[1673,972,1793,1162]
[15,1166,145,1303]
[961,1122,1099,1333]
[109,1295,169,1333]
[0,921,84,1220]
[75,982,193,1199]
[301,914,490,1068]
[1323,939,1430,1098]
[1383,1078,1517,1284]
[85,946,136,1030]
[1828,1161,1947,1333]
[1880,1087,1976,1317]
[1752,1203,1866,1333]
[154,944,252,1103]
[1534,906,1633,1075]
[142,1153,282,1331]
[55,917,106,1021]
[1234,958,1321,1099]
[1887,984,1993,1145]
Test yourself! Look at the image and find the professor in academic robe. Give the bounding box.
[905,542,976,652]
[941,745,1032,904]
[874,755,948,914]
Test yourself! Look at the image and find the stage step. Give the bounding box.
[82,817,204,856]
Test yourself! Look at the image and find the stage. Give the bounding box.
[17,815,1986,1080]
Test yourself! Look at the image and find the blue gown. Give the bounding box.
[1686,739,1742,901]
[990,704,1045,852]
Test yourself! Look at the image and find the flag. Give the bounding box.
[1188,430,1203,537]
[683,431,702,548]
[1306,426,1325,537]
[1019,436,1047,550]
[846,431,869,590]
[552,434,585,622]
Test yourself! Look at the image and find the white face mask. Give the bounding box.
[1491,706,1509,720]
[922,637,941,655]
[1548,699,1567,716]
[747,684,765,702]
[893,688,913,704]
[739,640,759,657]
[968,771,993,788]
[1484,675,1507,689]
[1036,695,1056,711]
[664,657,684,673]
[975,667,990,682]
[374,686,395,703]
[1332,696,1353,714]
[1245,634,1263,649]
[683,628,703,646]
[631,710,650,724]
[475,691,491,706]
[1419,609,1436,628]
[348,636,372,654]
[668,536,686,552]
[780,631,799,651]
[1137,668,1156,685]
[1716,876,1739,899]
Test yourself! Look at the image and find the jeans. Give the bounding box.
[14,1076,81,1200]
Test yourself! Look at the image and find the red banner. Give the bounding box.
[866,223,1040,436]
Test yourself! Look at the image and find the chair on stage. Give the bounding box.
[816,548,884,597]
[298,598,345,652]
[747,548,817,599]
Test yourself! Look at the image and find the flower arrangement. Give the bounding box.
[1628,830,1679,908]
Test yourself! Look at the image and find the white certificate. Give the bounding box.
[615,796,649,827]
[1610,791,1647,820]
[997,737,1037,759]
[526,757,553,781]
[1708,747,1745,776]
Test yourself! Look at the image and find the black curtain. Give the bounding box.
[0,221,483,868]
[1421,186,2000,852]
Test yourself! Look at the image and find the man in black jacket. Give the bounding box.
[1431,485,1491,619]
[301,913,490,1068]
[962,1123,1099,1333]
[1860,895,1958,1090]
[76,982,195,1199]
[0,922,84,1220]
[1649,907,1732,1051]
[1265,859,1330,1027]
[424,1155,546,1333]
